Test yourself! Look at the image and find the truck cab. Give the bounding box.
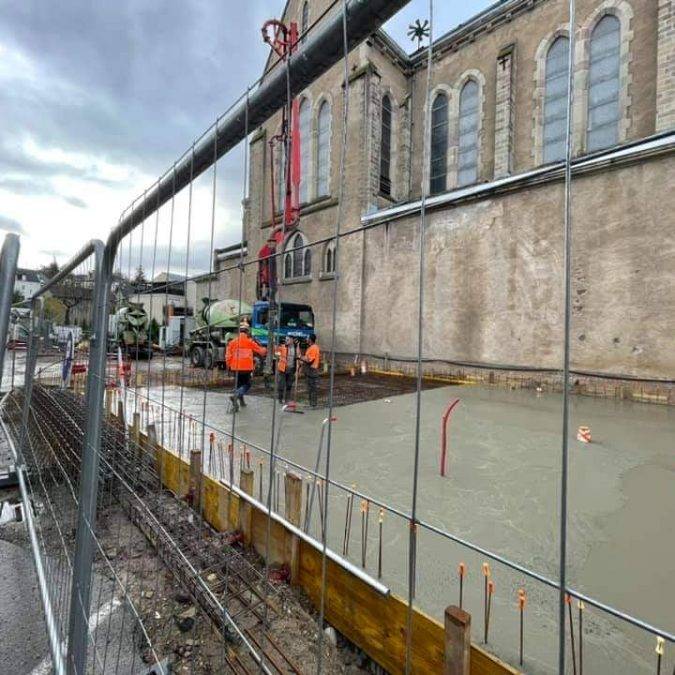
[250,301,314,347]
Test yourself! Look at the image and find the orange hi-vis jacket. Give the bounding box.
[226,334,266,372]
[305,343,320,370]
[275,344,289,373]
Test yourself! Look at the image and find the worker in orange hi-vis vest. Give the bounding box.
[274,335,298,404]
[301,333,320,408]
[225,322,267,412]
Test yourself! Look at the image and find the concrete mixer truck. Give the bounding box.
[188,298,314,369]
[109,302,153,359]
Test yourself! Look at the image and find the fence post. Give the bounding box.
[66,241,112,675]
[284,471,303,583]
[0,233,20,391]
[444,605,471,675]
[19,298,41,458]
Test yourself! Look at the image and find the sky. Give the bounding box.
[0,0,493,275]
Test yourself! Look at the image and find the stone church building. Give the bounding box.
[212,0,674,395]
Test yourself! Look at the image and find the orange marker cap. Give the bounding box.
[488,580,495,594]
[458,562,466,578]
[518,589,527,609]
[482,562,491,577]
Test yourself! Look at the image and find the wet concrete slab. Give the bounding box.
[131,378,674,674]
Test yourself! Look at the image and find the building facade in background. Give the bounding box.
[215,0,674,391]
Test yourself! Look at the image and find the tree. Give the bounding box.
[12,290,24,304]
[43,296,66,323]
[41,259,60,280]
[133,266,147,288]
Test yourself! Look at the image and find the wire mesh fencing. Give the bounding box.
[1,0,674,674]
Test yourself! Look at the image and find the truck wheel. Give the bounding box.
[190,345,205,368]
[204,348,215,370]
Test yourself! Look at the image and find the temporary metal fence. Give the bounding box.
[1,0,673,674]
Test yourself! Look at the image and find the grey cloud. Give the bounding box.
[0,215,26,234]
[63,196,87,209]
[0,175,88,208]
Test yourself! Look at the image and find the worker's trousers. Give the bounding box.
[306,368,319,407]
[233,371,252,399]
[277,370,294,403]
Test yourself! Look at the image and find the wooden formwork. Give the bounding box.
[141,432,518,675]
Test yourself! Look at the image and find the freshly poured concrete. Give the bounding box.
[142,380,674,674]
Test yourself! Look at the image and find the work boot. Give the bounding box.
[238,395,247,407]
[229,394,239,413]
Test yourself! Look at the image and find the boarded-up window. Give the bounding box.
[543,36,570,163]
[380,95,392,196]
[316,101,331,197]
[299,99,311,203]
[430,93,448,195]
[458,80,479,186]
[587,15,621,152]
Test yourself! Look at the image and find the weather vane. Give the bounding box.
[407,19,430,49]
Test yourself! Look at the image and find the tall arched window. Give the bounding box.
[299,99,311,203]
[380,95,392,196]
[457,80,479,186]
[283,232,311,279]
[430,93,448,195]
[543,36,570,163]
[323,239,336,274]
[316,101,331,197]
[301,2,309,42]
[587,15,621,151]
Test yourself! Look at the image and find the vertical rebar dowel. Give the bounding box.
[458,562,466,610]
[360,500,370,569]
[316,480,325,539]
[259,461,264,501]
[518,588,527,666]
[655,636,664,675]
[578,600,584,675]
[567,594,577,675]
[342,494,351,555]
[485,580,494,643]
[377,509,384,579]
[304,481,311,528]
[482,563,490,643]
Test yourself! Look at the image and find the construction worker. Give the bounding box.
[301,333,320,407]
[225,322,266,412]
[275,335,298,404]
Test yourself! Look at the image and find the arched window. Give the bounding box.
[283,232,311,279]
[323,239,336,274]
[457,80,479,186]
[380,95,392,196]
[543,36,570,163]
[299,99,311,204]
[303,248,312,275]
[429,93,448,195]
[587,15,621,151]
[316,101,331,197]
[301,2,309,42]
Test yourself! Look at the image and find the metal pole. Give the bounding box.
[0,233,20,391]
[0,396,66,675]
[558,0,576,671]
[66,241,110,675]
